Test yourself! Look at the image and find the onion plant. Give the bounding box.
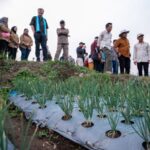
[106,112,120,138]
[132,112,150,150]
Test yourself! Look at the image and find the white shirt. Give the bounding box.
[133,42,150,62]
[97,30,112,49]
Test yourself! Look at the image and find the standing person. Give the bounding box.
[8,26,19,60]
[111,40,119,74]
[91,37,100,71]
[76,42,86,67]
[30,8,49,62]
[97,23,113,73]
[19,28,33,60]
[115,30,130,74]
[133,34,150,76]
[54,20,69,61]
[0,17,10,58]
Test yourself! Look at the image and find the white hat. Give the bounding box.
[119,30,130,36]
[137,33,144,38]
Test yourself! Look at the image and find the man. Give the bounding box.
[30,8,48,61]
[97,23,112,73]
[54,20,69,61]
[133,34,150,76]
[76,42,86,67]
[115,30,130,74]
[19,28,33,60]
[91,37,102,72]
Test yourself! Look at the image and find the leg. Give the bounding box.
[63,44,69,61]
[20,47,26,60]
[11,48,17,60]
[41,33,48,61]
[137,62,142,76]
[143,62,149,76]
[26,48,31,60]
[54,44,63,60]
[99,62,105,73]
[104,48,112,72]
[8,47,13,59]
[125,57,130,74]
[118,55,125,74]
[34,33,41,61]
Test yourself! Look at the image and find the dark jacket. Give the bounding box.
[76,46,86,60]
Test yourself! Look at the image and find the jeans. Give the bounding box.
[8,47,17,60]
[137,62,149,76]
[34,32,48,61]
[118,55,130,74]
[112,60,118,74]
[94,60,104,73]
[20,47,31,60]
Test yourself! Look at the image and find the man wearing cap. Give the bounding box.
[97,23,113,73]
[54,20,69,61]
[133,34,150,76]
[30,8,49,62]
[115,30,130,74]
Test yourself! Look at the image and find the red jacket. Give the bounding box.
[91,41,97,56]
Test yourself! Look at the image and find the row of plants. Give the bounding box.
[12,74,150,149]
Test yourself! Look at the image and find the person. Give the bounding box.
[0,17,10,58]
[19,28,33,60]
[76,42,86,67]
[133,34,150,76]
[54,20,69,61]
[30,8,49,61]
[115,30,131,74]
[91,37,100,71]
[88,55,94,70]
[111,40,119,74]
[8,26,19,60]
[97,23,113,73]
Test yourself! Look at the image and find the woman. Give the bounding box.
[19,28,33,60]
[8,26,19,60]
[0,17,10,58]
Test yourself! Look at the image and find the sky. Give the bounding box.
[0,0,150,74]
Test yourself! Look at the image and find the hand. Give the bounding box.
[134,61,137,65]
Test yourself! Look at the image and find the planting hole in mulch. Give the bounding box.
[81,121,94,128]
[62,115,72,121]
[142,141,150,150]
[31,101,38,104]
[39,105,47,109]
[121,120,134,125]
[105,130,121,138]
[97,114,107,119]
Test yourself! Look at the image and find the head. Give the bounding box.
[24,28,29,35]
[79,42,84,47]
[120,32,128,38]
[11,26,17,34]
[60,20,65,28]
[105,23,112,32]
[38,8,44,17]
[113,39,117,45]
[1,17,8,25]
[137,34,144,43]
[94,36,99,42]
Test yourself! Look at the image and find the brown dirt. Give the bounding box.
[62,115,72,121]
[81,121,94,128]
[4,112,87,150]
[105,130,121,138]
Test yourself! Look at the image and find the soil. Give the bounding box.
[4,112,87,150]
[142,142,150,150]
[121,120,134,125]
[81,121,94,128]
[105,130,121,138]
[62,115,72,121]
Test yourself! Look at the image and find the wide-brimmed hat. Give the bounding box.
[137,33,144,38]
[119,30,130,37]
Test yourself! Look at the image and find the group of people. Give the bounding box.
[76,23,150,76]
[0,8,150,76]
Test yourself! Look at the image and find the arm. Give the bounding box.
[0,24,10,33]
[147,43,150,63]
[97,32,103,47]
[133,45,137,65]
[30,17,35,34]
